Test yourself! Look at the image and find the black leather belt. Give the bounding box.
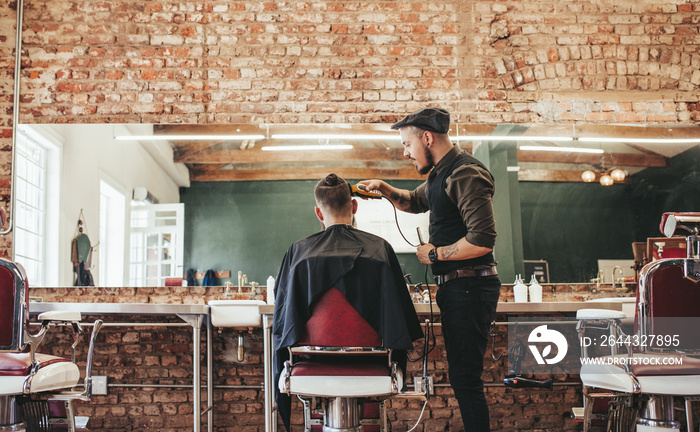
[435,267,498,285]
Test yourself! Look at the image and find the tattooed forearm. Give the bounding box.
[390,191,411,211]
[441,243,459,260]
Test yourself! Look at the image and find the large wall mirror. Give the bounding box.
[14,122,700,287]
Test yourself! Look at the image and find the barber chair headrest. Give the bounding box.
[661,212,700,238]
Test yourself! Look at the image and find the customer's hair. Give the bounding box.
[314,173,352,215]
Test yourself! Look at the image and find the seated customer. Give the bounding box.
[273,173,423,431]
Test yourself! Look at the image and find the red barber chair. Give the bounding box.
[0,258,102,432]
[279,288,410,432]
[576,213,700,432]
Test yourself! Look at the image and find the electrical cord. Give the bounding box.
[370,192,437,371]
[383,195,422,248]
[357,186,434,428]
[406,264,436,362]
[384,196,435,363]
[406,400,429,432]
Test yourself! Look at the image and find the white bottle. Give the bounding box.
[266,276,276,304]
[528,275,542,303]
[513,275,528,303]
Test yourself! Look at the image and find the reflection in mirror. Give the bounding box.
[12,123,700,287]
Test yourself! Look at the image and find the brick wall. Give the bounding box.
[38,315,584,432]
[32,283,630,432]
[2,0,699,126]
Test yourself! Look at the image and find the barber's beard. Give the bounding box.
[417,147,434,175]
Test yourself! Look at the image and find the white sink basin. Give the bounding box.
[209,299,266,327]
[586,297,636,317]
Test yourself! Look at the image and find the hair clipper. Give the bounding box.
[349,184,382,199]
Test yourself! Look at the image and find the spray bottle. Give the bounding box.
[266,276,276,304]
[528,275,543,302]
[513,275,528,303]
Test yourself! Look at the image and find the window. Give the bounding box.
[129,203,184,286]
[99,178,127,287]
[13,126,61,286]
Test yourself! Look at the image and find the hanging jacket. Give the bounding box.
[203,269,217,286]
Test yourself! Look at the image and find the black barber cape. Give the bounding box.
[273,224,423,431]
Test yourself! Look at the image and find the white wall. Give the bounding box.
[45,124,184,286]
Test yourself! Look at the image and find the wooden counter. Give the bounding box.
[258,300,623,316]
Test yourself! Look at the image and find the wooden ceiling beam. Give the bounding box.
[155,124,267,134]
[517,169,626,183]
[190,167,424,181]
[190,166,639,182]
[173,141,226,156]
[516,150,667,167]
[176,144,666,167]
[176,147,406,164]
[188,163,229,173]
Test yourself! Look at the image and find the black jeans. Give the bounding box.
[435,275,501,432]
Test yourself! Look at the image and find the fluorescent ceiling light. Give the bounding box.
[261,144,354,151]
[578,137,700,144]
[519,145,604,154]
[454,135,574,142]
[114,134,266,141]
[270,134,399,140]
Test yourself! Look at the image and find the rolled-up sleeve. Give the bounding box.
[445,165,497,249]
[408,182,430,214]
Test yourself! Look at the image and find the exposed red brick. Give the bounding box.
[0,0,698,276]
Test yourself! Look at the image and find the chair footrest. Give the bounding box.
[392,391,427,401]
[570,407,584,421]
[75,415,90,431]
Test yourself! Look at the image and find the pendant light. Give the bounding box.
[581,170,596,182]
[610,168,626,182]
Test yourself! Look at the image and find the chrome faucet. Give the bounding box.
[250,281,260,296]
[238,271,247,293]
[612,266,624,290]
[612,266,628,295]
[590,270,604,290]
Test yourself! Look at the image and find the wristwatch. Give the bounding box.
[428,248,438,263]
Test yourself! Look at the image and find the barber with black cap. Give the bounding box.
[360,107,500,432]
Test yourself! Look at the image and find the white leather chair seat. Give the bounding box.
[581,353,700,395]
[289,375,395,397]
[0,354,80,396]
[576,308,627,320]
[283,359,403,397]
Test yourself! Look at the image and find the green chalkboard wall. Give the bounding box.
[629,145,700,239]
[519,182,635,282]
[180,179,426,286]
[519,145,700,282]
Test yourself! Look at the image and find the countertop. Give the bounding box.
[257,301,623,315]
[29,300,623,317]
[29,302,209,315]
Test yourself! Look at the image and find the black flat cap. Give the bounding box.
[391,107,450,134]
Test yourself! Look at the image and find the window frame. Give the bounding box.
[12,125,62,286]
